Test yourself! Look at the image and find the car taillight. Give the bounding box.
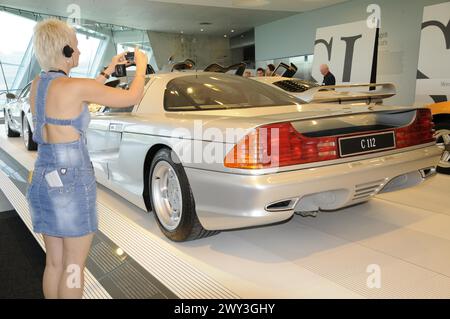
[395,109,435,148]
[225,109,435,170]
[224,122,338,169]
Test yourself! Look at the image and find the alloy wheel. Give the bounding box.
[151,161,183,231]
[435,129,450,169]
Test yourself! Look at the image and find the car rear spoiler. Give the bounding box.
[204,62,247,76]
[298,83,397,104]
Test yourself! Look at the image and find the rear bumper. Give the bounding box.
[185,145,441,230]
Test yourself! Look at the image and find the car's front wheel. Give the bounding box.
[149,148,220,241]
[22,115,37,151]
[435,122,450,175]
[4,109,20,137]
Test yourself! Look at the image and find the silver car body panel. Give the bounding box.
[186,144,440,229]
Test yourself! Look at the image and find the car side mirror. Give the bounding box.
[6,93,16,100]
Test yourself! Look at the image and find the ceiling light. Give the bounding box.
[224,34,227,38]
[231,29,235,33]
[200,28,204,32]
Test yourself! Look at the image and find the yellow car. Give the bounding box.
[428,101,450,174]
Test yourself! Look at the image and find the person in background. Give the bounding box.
[320,64,336,86]
[244,70,252,78]
[265,64,275,76]
[256,68,265,77]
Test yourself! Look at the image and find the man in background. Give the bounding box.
[244,70,252,78]
[320,64,336,86]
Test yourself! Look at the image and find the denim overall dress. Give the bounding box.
[26,71,98,237]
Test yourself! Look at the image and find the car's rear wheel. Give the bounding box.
[435,122,450,175]
[22,115,37,151]
[149,148,220,241]
[4,110,20,137]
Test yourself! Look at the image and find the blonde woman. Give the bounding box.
[26,19,148,299]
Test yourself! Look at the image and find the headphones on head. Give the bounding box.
[63,45,74,58]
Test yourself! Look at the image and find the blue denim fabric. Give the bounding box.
[26,71,97,237]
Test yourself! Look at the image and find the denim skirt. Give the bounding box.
[26,140,98,237]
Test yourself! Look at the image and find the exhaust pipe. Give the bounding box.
[265,198,298,212]
[419,166,436,179]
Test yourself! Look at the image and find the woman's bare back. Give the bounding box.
[30,76,84,144]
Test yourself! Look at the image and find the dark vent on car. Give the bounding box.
[273,80,318,93]
[265,199,297,212]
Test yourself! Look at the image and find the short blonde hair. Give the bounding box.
[33,18,75,71]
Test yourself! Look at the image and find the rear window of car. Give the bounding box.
[164,73,302,111]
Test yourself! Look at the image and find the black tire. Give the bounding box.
[4,109,20,137]
[148,148,220,242]
[435,122,450,175]
[22,115,38,151]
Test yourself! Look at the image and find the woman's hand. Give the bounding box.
[134,47,148,76]
[103,52,129,76]
[87,47,147,106]
[83,47,148,107]
[111,52,128,67]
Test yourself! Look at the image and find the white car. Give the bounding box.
[3,82,37,151]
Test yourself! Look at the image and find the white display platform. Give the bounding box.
[0,188,14,212]
[1,125,450,298]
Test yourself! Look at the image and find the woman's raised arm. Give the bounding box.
[75,47,148,108]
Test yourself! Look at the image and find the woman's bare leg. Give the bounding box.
[58,233,94,299]
[43,235,64,299]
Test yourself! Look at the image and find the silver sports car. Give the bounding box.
[85,72,440,241]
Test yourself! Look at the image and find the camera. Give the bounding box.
[125,51,135,63]
[112,63,155,78]
[113,52,136,77]
[114,64,127,77]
